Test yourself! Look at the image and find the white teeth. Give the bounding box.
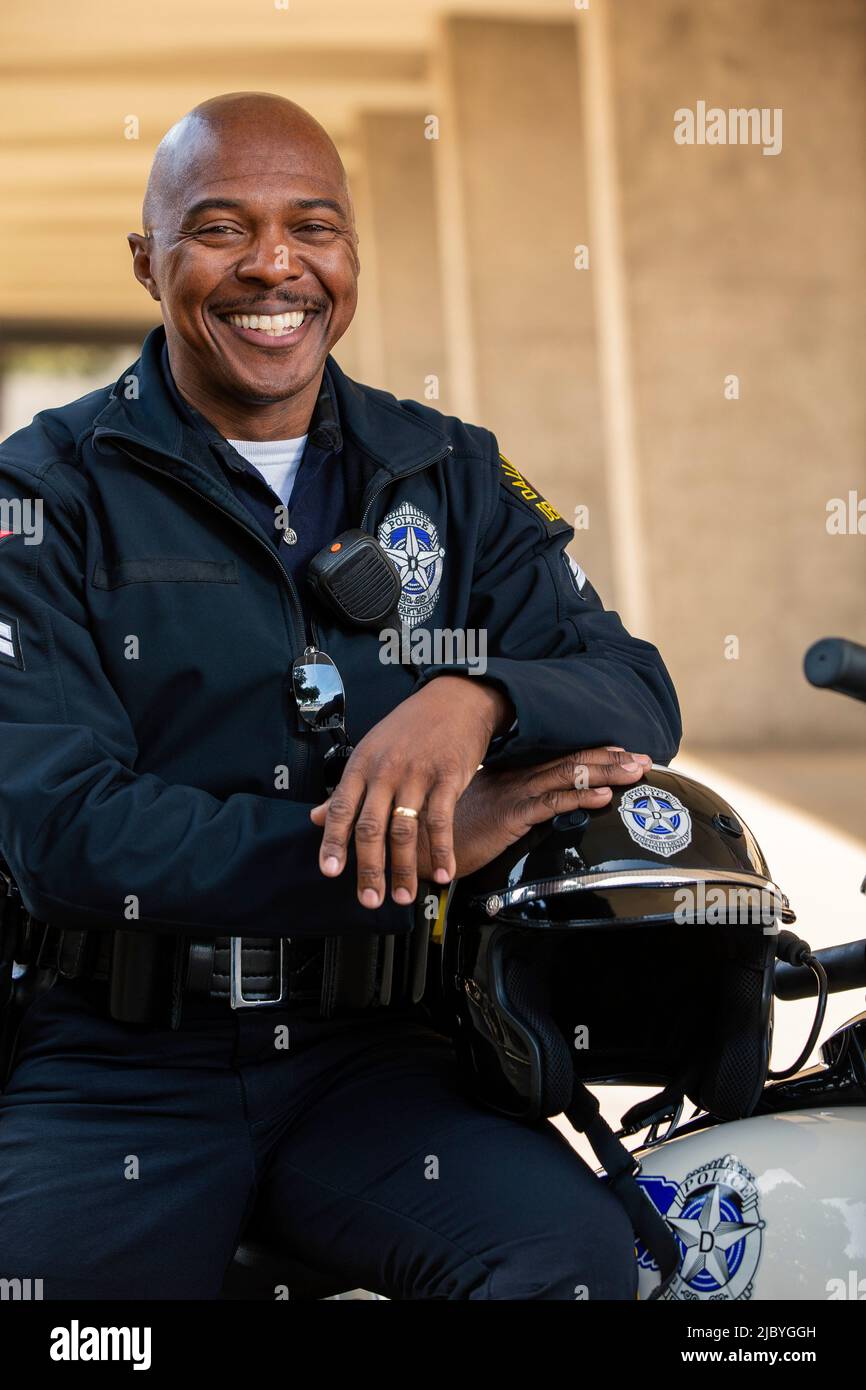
[226,310,307,337]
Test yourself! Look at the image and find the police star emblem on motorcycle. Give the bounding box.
[377,502,446,626]
[618,783,692,858]
[654,1155,766,1301]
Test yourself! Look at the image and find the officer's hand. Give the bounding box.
[310,733,651,904]
[425,746,652,880]
[309,675,514,907]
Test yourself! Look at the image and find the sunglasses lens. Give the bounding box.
[293,652,346,731]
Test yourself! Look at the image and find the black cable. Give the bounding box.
[768,955,828,1080]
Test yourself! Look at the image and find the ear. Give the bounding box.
[127,233,161,303]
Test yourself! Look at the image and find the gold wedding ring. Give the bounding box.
[392,806,419,819]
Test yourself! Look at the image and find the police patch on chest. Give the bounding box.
[377,502,446,626]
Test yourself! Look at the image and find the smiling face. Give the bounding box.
[129,94,360,438]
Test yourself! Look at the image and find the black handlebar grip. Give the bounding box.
[804,637,866,704]
[774,939,866,1000]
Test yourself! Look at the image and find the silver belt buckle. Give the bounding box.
[229,936,288,1009]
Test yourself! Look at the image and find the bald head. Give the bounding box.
[142,92,352,236]
[129,90,360,432]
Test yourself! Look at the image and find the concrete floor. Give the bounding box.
[696,748,866,848]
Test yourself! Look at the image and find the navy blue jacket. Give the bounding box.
[0,327,681,938]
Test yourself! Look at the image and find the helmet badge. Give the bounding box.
[618,783,693,858]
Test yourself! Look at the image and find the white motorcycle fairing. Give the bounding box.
[633,1106,866,1301]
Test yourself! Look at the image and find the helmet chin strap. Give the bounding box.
[501,951,681,1298]
[618,1080,692,1138]
[564,1083,681,1301]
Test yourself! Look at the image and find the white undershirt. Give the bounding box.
[227,436,309,508]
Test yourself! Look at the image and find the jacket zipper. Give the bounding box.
[359,444,453,531]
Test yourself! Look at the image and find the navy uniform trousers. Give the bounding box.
[0,978,638,1301]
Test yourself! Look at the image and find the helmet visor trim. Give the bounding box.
[475,867,792,919]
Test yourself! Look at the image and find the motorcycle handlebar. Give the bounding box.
[804,637,866,704]
[789,637,866,1000]
[774,938,866,1000]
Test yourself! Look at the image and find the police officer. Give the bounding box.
[0,93,681,1300]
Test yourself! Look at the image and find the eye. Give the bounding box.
[188,223,246,239]
[298,223,337,235]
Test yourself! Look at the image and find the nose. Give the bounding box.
[235,227,306,287]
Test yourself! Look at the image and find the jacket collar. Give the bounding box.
[92,324,450,478]
[323,352,451,474]
[156,336,343,477]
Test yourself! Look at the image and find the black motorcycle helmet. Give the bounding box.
[441,766,795,1127]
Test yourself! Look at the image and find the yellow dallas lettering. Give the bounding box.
[538,500,562,522]
[499,454,564,523]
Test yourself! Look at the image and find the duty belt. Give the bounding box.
[0,869,433,1030]
[34,930,330,1013]
[187,936,324,1008]
[11,923,431,1026]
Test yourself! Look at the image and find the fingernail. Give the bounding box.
[605,745,625,751]
[323,856,340,873]
[361,889,380,908]
[393,888,412,905]
[434,868,450,885]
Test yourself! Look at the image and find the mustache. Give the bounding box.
[211,297,328,314]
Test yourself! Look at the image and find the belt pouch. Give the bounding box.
[109,930,162,1023]
[320,933,388,1018]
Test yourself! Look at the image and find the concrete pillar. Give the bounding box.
[351,111,447,405]
[603,0,866,746]
[434,15,611,597]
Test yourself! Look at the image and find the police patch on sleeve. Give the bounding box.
[498,453,571,537]
[563,551,589,598]
[377,502,446,627]
[0,612,24,670]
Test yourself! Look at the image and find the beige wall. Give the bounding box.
[354,111,447,404]
[607,0,866,745]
